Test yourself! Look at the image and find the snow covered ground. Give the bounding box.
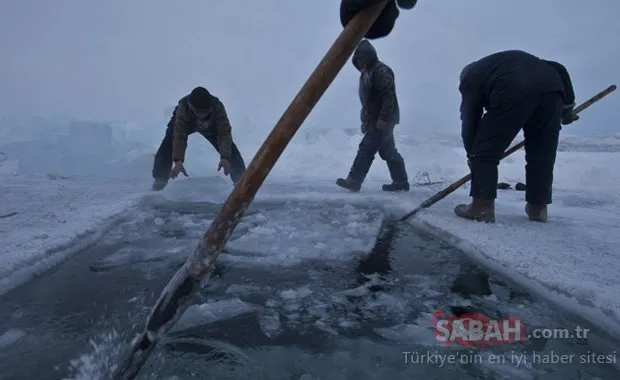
[0,177,144,295]
[1,116,619,342]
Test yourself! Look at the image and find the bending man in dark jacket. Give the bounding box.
[337,39,409,192]
[151,86,246,190]
[455,50,578,223]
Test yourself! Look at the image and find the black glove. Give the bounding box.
[340,0,417,40]
[561,105,580,125]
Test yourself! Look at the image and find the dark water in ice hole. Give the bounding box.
[0,198,618,380]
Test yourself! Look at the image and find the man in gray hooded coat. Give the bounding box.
[337,39,409,192]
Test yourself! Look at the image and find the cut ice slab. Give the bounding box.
[374,323,439,347]
[170,298,256,333]
[258,308,282,338]
[374,313,442,347]
[89,244,192,272]
[226,201,384,265]
[158,176,235,204]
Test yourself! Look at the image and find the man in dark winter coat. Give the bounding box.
[337,39,409,192]
[151,86,246,190]
[455,50,578,223]
[340,0,417,39]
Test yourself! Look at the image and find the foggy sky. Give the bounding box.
[1,0,618,136]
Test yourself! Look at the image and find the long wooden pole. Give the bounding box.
[398,84,617,222]
[111,2,390,379]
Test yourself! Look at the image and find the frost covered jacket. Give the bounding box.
[170,95,233,163]
[459,50,575,153]
[353,40,400,128]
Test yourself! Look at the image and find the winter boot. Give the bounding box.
[336,177,362,192]
[454,197,495,223]
[152,178,169,191]
[382,182,410,192]
[525,203,547,222]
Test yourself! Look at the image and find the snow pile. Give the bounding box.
[0,114,469,183]
[0,118,155,179]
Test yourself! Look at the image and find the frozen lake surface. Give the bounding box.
[0,197,617,380]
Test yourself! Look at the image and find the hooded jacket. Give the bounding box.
[352,40,400,127]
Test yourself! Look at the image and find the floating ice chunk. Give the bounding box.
[287,313,301,321]
[365,293,407,315]
[166,246,185,254]
[254,213,267,222]
[226,200,383,264]
[163,336,251,361]
[338,319,359,329]
[171,298,255,332]
[374,323,438,346]
[0,328,25,348]
[89,243,186,271]
[280,285,313,300]
[225,284,262,296]
[307,302,329,318]
[315,320,338,335]
[422,288,444,298]
[331,294,348,305]
[258,308,282,338]
[88,247,145,271]
[340,285,370,297]
[251,226,278,235]
[413,312,435,325]
[284,302,301,312]
[347,213,365,222]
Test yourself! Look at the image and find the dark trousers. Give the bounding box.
[348,125,408,183]
[152,125,246,184]
[468,92,562,204]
